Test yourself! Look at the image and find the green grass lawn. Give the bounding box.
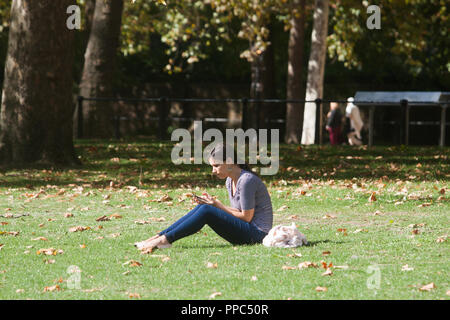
[0,140,448,299]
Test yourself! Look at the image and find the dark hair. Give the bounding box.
[209,142,257,175]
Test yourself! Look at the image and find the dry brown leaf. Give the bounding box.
[368,192,377,202]
[0,231,19,236]
[69,226,90,232]
[43,285,61,292]
[209,292,222,299]
[109,213,122,219]
[140,246,155,254]
[32,237,48,241]
[419,283,436,292]
[298,261,318,269]
[123,260,142,267]
[95,215,110,222]
[64,212,73,218]
[322,214,336,219]
[322,268,333,276]
[277,205,289,212]
[206,262,218,269]
[37,248,63,256]
[128,292,141,299]
[282,265,297,270]
[322,251,331,256]
[436,236,447,243]
[315,286,327,292]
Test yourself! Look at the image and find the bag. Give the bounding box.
[262,223,308,248]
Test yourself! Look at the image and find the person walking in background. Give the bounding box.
[326,102,343,145]
[345,97,364,146]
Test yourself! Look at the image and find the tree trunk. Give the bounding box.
[247,40,274,130]
[285,0,306,144]
[0,0,78,165]
[78,0,124,138]
[301,0,329,145]
[84,0,96,36]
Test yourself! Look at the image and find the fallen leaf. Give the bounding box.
[37,248,64,256]
[322,214,336,219]
[251,276,258,281]
[298,261,318,269]
[368,192,377,202]
[32,237,48,241]
[109,213,122,219]
[209,292,222,299]
[277,205,289,212]
[0,231,19,237]
[206,262,218,269]
[436,236,447,243]
[419,283,436,292]
[95,215,110,222]
[123,260,142,267]
[128,292,141,299]
[322,268,333,276]
[64,213,73,218]
[333,265,349,269]
[69,226,91,232]
[322,251,331,256]
[315,286,327,292]
[282,265,297,270]
[43,285,61,292]
[79,244,87,249]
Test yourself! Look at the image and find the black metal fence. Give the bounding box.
[76,96,448,146]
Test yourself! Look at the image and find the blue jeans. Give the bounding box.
[158,204,267,245]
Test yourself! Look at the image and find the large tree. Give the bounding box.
[0,0,78,165]
[301,0,329,145]
[78,0,124,138]
[284,0,306,144]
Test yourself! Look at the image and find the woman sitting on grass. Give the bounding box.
[135,143,273,251]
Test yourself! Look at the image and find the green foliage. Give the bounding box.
[328,0,449,83]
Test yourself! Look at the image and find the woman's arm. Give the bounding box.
[195,194,254,223]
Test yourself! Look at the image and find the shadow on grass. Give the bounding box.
[305,239,346,247]
[0,142,448,189]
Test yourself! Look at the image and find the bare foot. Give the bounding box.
[134,234,160,250]
[156,235,172,249]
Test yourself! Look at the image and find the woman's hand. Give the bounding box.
[194,192,223,208]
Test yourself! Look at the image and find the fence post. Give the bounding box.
[158,96,168,140]
[77,96,83,139]
[314,98,322,144]
[401,99,409,145]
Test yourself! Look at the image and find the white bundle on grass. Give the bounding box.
[262,223,308,248]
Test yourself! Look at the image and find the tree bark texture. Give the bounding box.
[301,0,329,145]
[79,0,124,138]
[0,0,78,165]
[285,0,306,144]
